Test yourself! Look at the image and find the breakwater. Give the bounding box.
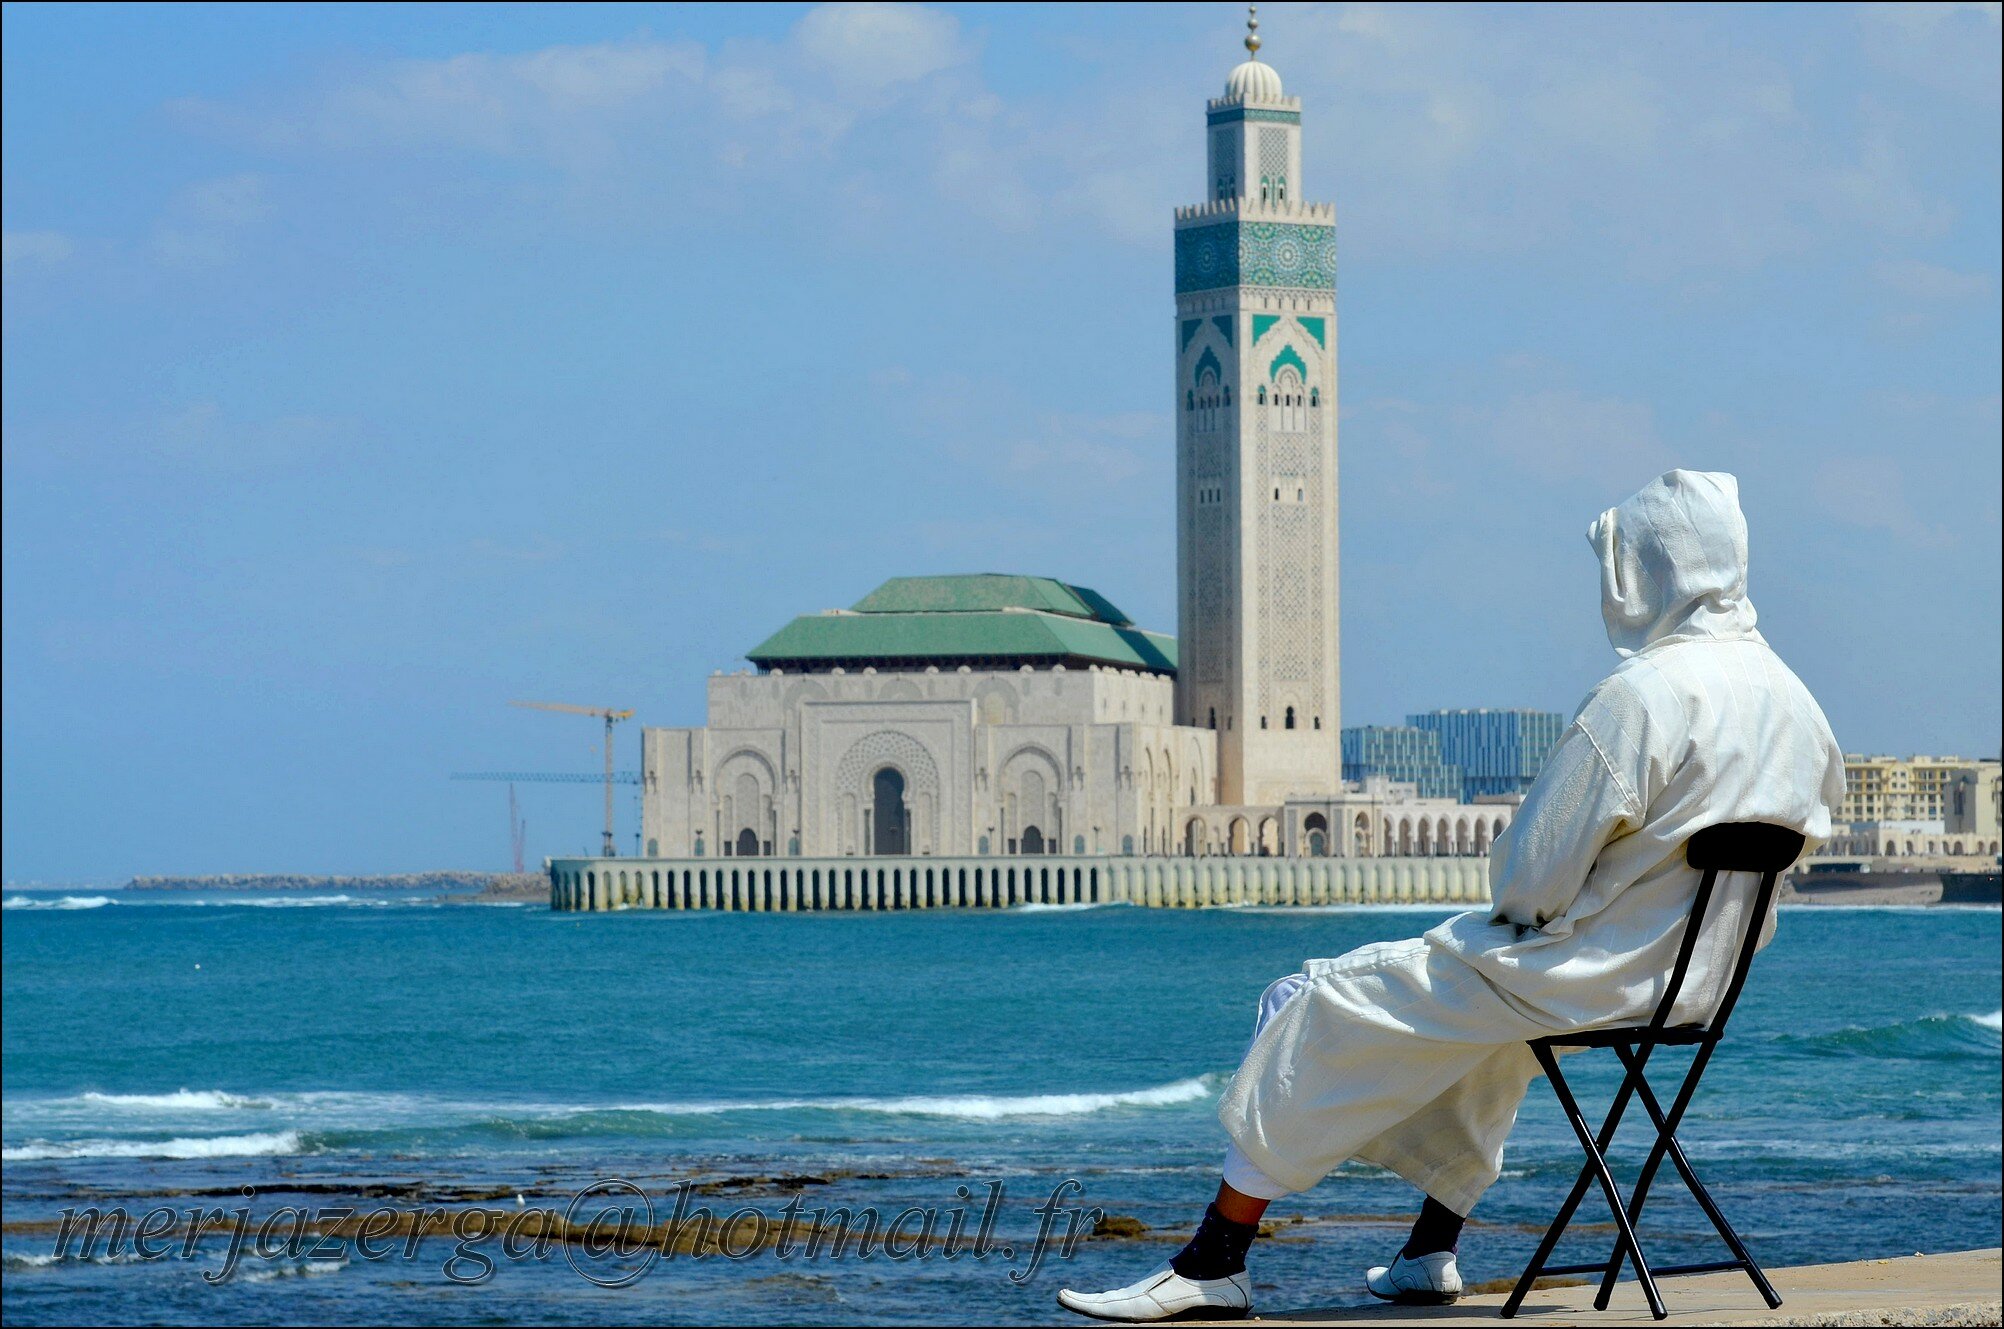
[128,871,540,894]
[546,853,1490,911]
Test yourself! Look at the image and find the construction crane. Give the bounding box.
[509,785,526,875]
[451,772,642,866]
[508,700,636,856]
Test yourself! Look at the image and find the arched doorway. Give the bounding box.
[872,767,910,855]
[1304,812,1327,857]
[735,828,759,858]
[1021,825,1045,855]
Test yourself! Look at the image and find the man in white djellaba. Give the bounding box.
[1058,470,1846,1322]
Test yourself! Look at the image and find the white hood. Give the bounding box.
[1589,469,1763,658]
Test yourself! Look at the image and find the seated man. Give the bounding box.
[1059,470,1845,1322]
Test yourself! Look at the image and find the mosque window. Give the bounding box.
[1222,384,1232,406]
[1310,387,1320,408]
[1257,385,1267,405]
[1276,176,1287,202]
[1208,707,1216,729]
[1313,716,1322,730]
[1260,715,1268,729]
[1285,707,1296,730]
[1186,390,1195,412]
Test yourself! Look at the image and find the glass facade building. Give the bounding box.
[1341,725,1463,801]
[1407,708,1567,801]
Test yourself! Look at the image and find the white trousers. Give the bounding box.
[1219,973,1311,1201]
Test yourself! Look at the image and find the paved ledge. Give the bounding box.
[1227,1248,2001,1327]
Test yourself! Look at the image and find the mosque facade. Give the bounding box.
[626,24,1513,880]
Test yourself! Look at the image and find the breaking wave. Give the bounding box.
[1769,1011,2002,1061]
[77,1089,272,1112]
[608,1075,1220,1121]
[3,895,114,910]
[1,1131,308,1162]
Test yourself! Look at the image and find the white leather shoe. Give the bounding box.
[1057,1263,1252,1322]
[1365,1250,1463,1305]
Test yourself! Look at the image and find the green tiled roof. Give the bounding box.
[850,574,1132,625]
[747,574,1176,674]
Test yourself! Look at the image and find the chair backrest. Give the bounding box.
[1645,822,1807,1039]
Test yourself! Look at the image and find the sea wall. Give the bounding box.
[545,854,1490,911]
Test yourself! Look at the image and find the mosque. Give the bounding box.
[622,13,1516,885]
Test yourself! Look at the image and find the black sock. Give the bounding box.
[1400,1197,1465,1259]
[1169,1203,1260,1280]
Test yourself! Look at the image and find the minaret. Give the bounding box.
[1174,7,1341,806]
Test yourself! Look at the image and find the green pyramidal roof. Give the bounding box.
[747,574,1176,675]
[850,574,1132,624]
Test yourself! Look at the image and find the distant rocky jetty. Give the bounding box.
[127,871,544,898]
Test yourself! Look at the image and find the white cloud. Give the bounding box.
[148,2,1989,282]
[2,230,74,276]
[1811,455,1955,547]
[1859,2,2003,104]
[794,3,972,91]
[152,173,274,267]
[1874,257,1993,301]
[1471,389,1672,492]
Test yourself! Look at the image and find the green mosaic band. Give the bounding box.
[1175,221,1338,294]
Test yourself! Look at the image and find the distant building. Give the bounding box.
[573,26,1526,905]
[1825,755,2001,858]
[639,574,1516,862]
[1342,725,1461,801]
[1409,708,1567,801]
[1840,754,1998,830]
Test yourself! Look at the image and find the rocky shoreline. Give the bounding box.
[126,871,547,900]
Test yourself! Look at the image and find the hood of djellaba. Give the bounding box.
[1588,469,1765,658]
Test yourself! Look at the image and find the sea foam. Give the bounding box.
[610,1074,1219,1121]
[3,895,115,910]
[77,1089,271,1112]
[1,1130,305,1162]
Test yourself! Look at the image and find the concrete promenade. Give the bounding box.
[1228,1248,2002,1326]
[546,853,1491,911]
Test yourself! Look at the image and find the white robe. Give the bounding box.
[1218,470,1846,1214]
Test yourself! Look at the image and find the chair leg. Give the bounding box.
[1598,1045,1783,1311]
[1540,1046,1667,1320]
[1502,1045,1661,1319]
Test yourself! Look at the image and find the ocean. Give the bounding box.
[2,890,1998,1325]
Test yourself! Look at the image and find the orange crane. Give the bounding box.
[510,700,635,856]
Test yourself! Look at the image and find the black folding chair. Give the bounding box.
[1501,821,1805,1321]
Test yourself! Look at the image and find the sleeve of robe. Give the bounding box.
[1486,681,1652,932]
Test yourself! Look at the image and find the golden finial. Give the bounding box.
[1244,5,1262,58]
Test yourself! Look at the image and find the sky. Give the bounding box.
[3,2,1999,882]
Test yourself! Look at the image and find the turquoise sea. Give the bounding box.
[2,890,1998,1325]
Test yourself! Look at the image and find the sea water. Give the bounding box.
[2,891,1998,1324]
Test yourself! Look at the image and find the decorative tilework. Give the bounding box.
[1175,224,1238,293]
[1181,319,1203,351]
[1269,344,1307,382]
[1251,314,1281,343]
[1241,222,1337,289]
[1206,107,1302,126]
[1175,221,1337,293]
[1193,346,1222,386]
[1298,316,1326,348]
[1211,315,1234,345]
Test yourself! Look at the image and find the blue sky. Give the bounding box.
[4,2,1999,881]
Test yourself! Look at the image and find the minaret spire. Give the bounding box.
[1244,6,1262,59]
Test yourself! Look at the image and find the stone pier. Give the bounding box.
[545,853,1489,912]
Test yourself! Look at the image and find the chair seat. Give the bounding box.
[1534,1024,1715,1050]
